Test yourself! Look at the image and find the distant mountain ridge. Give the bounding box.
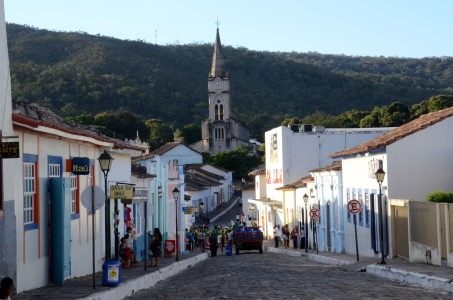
[6,23,453,138]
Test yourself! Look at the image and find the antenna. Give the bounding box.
[154,29,157,44]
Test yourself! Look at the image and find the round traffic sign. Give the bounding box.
[310,208,320,220]
[81,186,105,214]
[347,199,362,214]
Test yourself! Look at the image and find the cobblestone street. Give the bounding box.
[127,251,447,299]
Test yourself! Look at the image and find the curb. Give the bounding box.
[266,246,355,266]
[80,253,209,300]
[366,264,453,294]
[306,253,355,266]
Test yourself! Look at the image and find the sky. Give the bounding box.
[5,0,453,58]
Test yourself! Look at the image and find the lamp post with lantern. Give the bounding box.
[199,200,205,225]
[98,150,113,259]
[172,187,180,261]
[375,167,386,265]
[303,193,309,252]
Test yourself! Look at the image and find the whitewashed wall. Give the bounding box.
[15,129,106,292]
[387,117,453,201]
[342,153,387,258]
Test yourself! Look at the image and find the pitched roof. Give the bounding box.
[242,182,255,191]
[309,161,342,173]
[209,28,227,78]
[331,107,453,158]
[131,164,156,179]
[12,101,145,152]
[185,164,225,180]
[248,167,265,177]
[132,142,203,162]
[131,142,180,162]
[276,175,314,190]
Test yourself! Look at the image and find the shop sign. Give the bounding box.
[0,142,19,159]
[71,157,90,175]
[110,184,133,200]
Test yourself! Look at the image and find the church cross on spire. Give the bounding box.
[209,26,227,78]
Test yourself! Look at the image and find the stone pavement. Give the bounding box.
[14,251,208,300]
[265,240,453,294]
[127,247,446,299]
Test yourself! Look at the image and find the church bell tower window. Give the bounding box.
[220,105,224,120]
[215,105,219,121]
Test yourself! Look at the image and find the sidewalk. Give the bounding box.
[14,251,208,300]
[264,240,453,294]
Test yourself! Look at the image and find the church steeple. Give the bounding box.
[209,28,227,78]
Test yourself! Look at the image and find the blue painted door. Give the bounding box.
[50,177,71,285]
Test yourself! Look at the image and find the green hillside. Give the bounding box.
[6,23,453,138]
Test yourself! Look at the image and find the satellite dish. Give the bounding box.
[81,186,105,214]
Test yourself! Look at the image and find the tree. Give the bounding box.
[427,95,453,112]
[145,119,174,149]
[208,145,261,180]
[281,117,300,127]
[359,107,382,128]
[94,111,148,140]
[380,102,410,127]
[174,123,201,144]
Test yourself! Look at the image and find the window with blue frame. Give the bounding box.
[23,154,39,230]
[358,189,363,226]
[346,188,351,223]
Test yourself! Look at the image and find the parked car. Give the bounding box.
[232,226,264,254]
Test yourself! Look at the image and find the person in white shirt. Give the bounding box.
[273,225,281,248]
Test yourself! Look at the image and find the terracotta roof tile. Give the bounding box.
[12,101,145,152]
[309,161,342,173]
[248,167,265,176]
[331,107,453,158]
[276,175,314,190]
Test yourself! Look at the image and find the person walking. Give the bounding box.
[273,225,280,248]
[209,230,218,257]
[200,227,206,252]
[149,228,162,267]
[282,224,289,249]
[300,225,306,250]
[291,226,299,249]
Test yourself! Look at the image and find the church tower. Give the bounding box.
[198,28,250,155]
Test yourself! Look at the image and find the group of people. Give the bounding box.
[0,277,14,300]
[118,226,163,269]
[185,225,234,257]
[273,224,306,249]
[119,227,136,268]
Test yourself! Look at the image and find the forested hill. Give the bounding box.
[6,23,453,138]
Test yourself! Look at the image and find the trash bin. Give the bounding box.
[102,259,122,286]
[226,244,232,256]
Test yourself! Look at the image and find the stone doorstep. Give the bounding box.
[80,253,209,300]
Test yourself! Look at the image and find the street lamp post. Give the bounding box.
[98,150,113,260]
[172,187,180,261]
[199,200,205,225]
[303,193,309,253]
[375,167,386,265]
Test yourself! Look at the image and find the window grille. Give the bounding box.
[23,163,36,225]
[48,163,61,178]
[70,174,78,214]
